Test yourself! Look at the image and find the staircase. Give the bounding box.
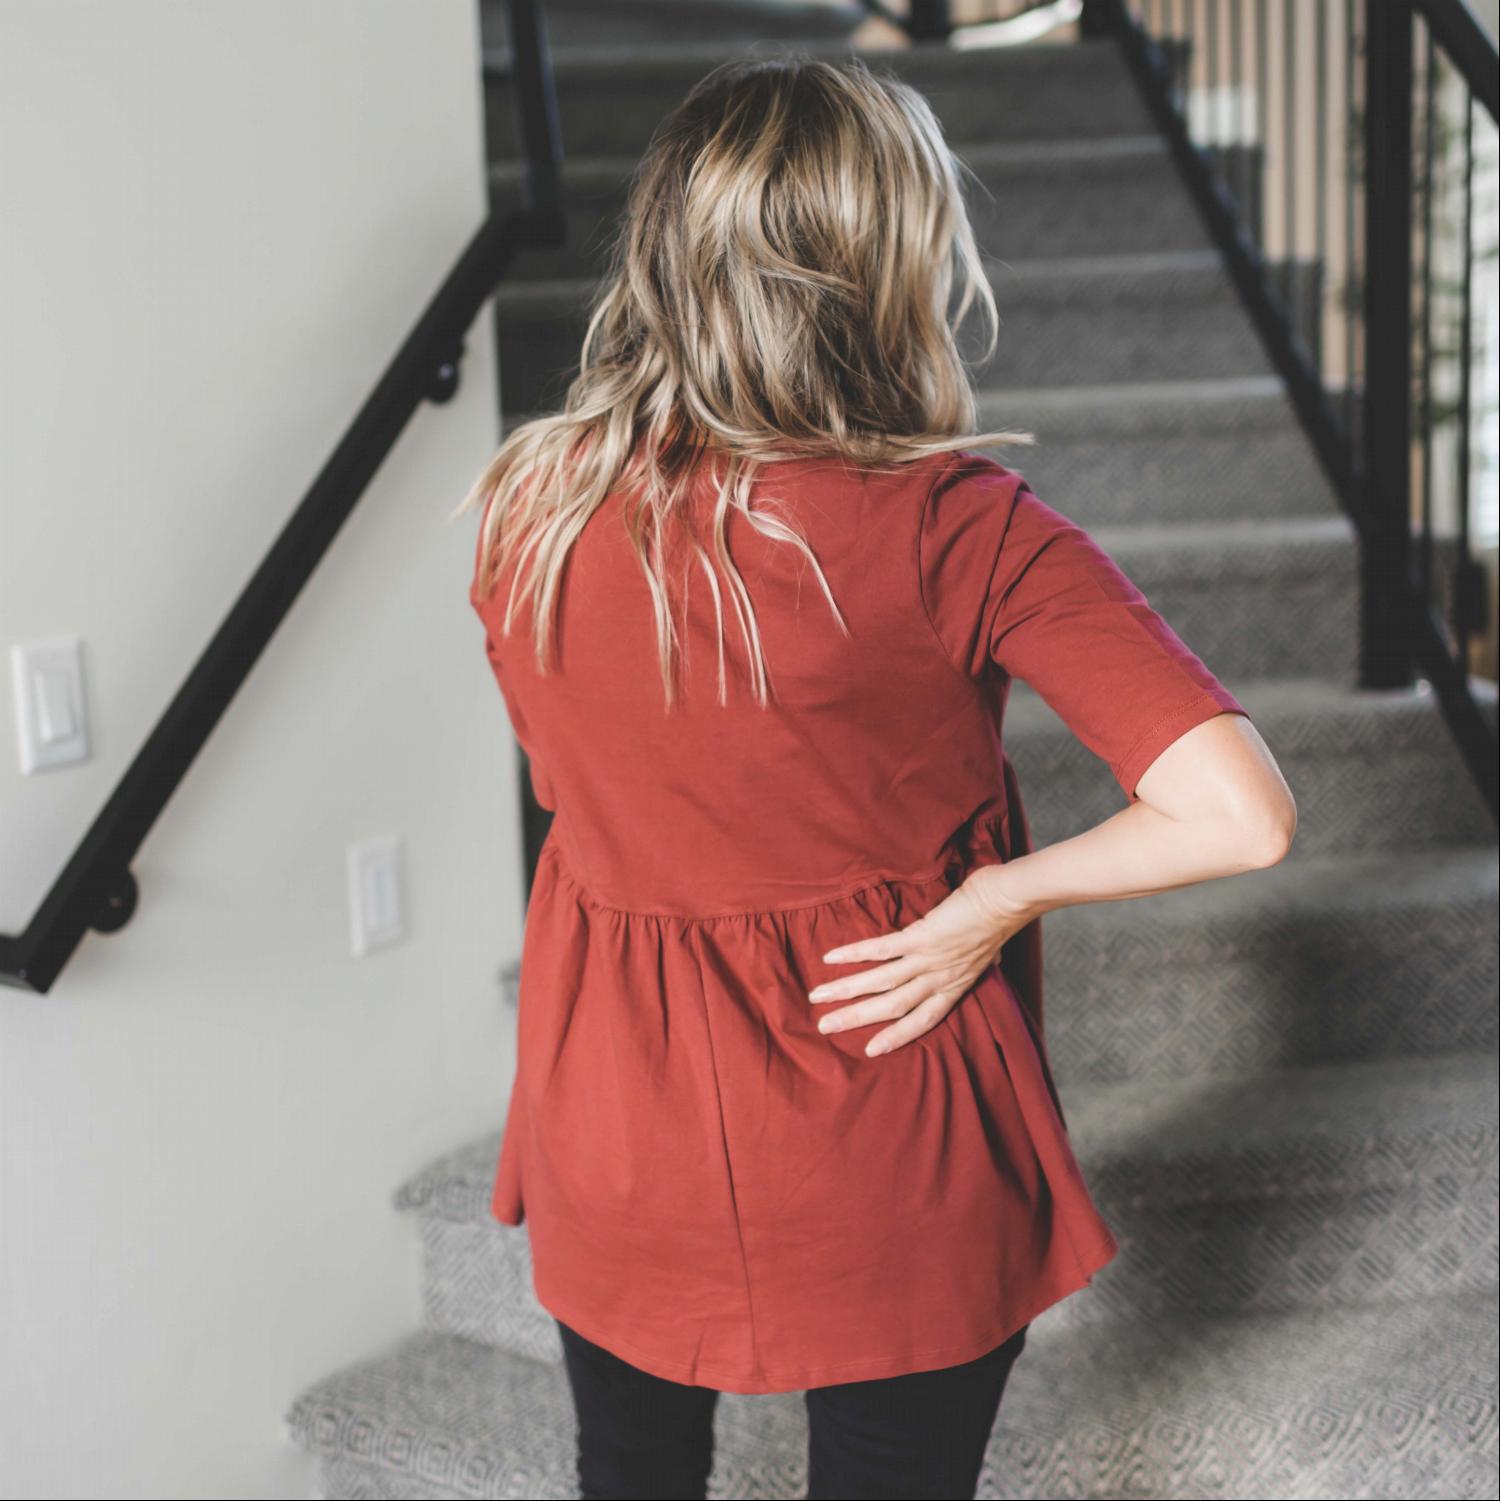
[284,20,1500,1500]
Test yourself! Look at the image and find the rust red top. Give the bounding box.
[469,448,1249,1393]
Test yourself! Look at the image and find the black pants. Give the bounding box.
[555,1317,1030,1500]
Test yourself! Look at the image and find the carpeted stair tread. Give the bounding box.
[983,1287,1500,1500]
[489,135,1209,275]
[285,1331,576,1498]
[505,377,1341,528]
[1005,672,1467,750]
[487,250,1242,312]
[1050,841,1498,960]
[286,1290,1499,1499]
[478,0,866,55]
[484,36,1155,159]
[484,32,1127,73]
[493,249,1274,413]
[1060,1047,1498,1206]
[392,1046,1500,1335]
[390,1049,1496,1231]
[1086,511,1353,562]
[1002,673,1495,853]
[1040,843,1499,1080]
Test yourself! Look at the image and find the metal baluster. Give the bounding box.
[1345,0,1359,446]
[908,0,953,42]
[1258,0,1270,260]
[1284,0,1297,325]
[1230,0,1245,218]
[1315,0,1328,377]
[1419,26,1437,601]
[1207,0,1221,172]
[504,0,563,220]
[1455,89,1476,660]
[1361,0,1415,687]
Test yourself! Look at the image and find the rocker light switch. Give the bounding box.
[348,834,405,957]
[11,636,90,774]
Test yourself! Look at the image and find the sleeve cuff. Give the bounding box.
[1112,688,1250,803]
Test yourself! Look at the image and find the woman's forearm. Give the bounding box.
[965,795,1291,928]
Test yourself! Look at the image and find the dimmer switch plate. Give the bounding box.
[348,834,405,957]
[12,636,90,774]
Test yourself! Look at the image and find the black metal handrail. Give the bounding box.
[0,0,566,994]
[1089,0,1499,819]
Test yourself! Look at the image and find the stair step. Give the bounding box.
[1042,844,1500,1083]
[484,36,1155,161]
[285,1290,1499,1498]
[391,1045,1497,1361]
[982,1289,1499,1499]
[973,375,1343,527]
[1068,1048,1498,1207]
[973,249,1277,386]
[493,250,1274,416]
[1080,513,1358,681]
[500,376,1340,530]
[1003,673,1495,855]
[479,0,866,55]
[1053,1048,1499,1327]
[490,135,1210,282]
[286,1332,576,1499]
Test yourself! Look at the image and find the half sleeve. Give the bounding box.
[918,452,1251,803]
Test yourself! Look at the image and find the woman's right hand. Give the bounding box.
[807,870,1037,1057]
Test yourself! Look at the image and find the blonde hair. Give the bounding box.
[454,51,1032,707]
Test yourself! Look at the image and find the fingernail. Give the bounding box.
[809,985,829,999]
[865,1040,886,1056]
[817,1018,833,1033]
[822,950,842,962]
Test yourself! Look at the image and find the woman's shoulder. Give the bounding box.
[770,444,1032,519]
[923,447,1031,506]
[913,448,1035,570]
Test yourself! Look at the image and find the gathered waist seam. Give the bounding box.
[539,835,966,922]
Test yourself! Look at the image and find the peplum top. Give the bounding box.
[468,448,1250,1394]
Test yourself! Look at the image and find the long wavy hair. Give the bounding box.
[455,51,1032,707]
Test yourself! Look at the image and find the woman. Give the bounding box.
[458,53,1296,1501]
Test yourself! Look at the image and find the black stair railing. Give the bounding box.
[0,0,566,995]
[1087,0,1498,818]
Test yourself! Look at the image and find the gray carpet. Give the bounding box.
[286,1293,1499,1499]
[285,16,1500,1500]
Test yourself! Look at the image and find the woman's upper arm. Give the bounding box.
[1133,709,1296,862]
[917,452,1256,806]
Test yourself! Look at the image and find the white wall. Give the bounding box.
[0,3,526,1495]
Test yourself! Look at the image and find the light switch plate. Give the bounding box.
[11,635,90,774]
[348,834,405,958]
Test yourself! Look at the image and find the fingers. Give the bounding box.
[821,921,925,965]
[864,992,957,1057]
[815,973,932,1038]
[809,950,923,1005]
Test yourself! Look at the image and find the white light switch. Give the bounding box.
[348,834,405,957]
[11,636,90,774]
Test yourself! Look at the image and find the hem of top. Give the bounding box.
[528,1235,1119,1395]
[540,837,961,921]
